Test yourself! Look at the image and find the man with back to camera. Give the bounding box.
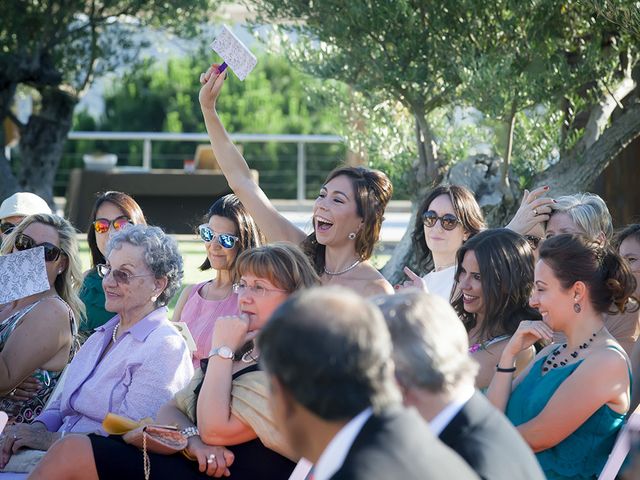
[257,286,479,480]
[375,290,545,480]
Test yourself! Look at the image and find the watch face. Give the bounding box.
[218,346,234,359]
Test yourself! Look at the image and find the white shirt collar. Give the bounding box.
[313,407,373,480]
[429,385,475,436]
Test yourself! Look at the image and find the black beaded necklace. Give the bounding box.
[542,331,598,373]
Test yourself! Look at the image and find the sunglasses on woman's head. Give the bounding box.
[14,233,65,262]
[197,225,239,249]
[93,216,132,234]
[96,264,154,285]
[0,222,15,235]
[422,210,460,231]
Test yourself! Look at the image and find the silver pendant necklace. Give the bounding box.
[241,348,258,363]
[324,259,361,276]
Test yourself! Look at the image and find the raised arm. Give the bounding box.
[198,65,306,244]
[486,320,554,411]
[196,315,257,446]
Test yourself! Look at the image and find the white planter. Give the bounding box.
[83,153,117,171]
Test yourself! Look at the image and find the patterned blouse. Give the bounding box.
[0,297,77,424]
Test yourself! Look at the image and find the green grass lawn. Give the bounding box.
[78,236,392,318]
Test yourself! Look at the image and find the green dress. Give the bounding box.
[506,346,629,479]
[79,268,115,335]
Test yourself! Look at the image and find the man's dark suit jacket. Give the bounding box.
[439,392,545,480]
[330,406,479,480]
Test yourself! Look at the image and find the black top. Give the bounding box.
[330,406,479,480]
[439,392,545,480]
[90,363,295,480]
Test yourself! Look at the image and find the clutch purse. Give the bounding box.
[103,413,188,480]
[122,424,188,455]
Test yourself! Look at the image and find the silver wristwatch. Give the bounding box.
[208,345,234,360]
[180,426,199,439]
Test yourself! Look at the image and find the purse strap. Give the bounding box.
[142,429,151,480]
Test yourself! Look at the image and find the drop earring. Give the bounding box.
[573,302,581,313]
[348,232,356,240]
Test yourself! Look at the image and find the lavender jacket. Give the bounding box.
[36,308,194,435]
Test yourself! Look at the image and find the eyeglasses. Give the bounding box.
[0,222,16,235]
[93,216,132,234]
[14,233,65,262]
[525,235,542,251]
[232,282,287,297]
[422,210,460,231]
[96,264,155,285]
[198,225,239,249]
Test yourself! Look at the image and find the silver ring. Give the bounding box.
[533,208,538,216]
[9,390,15,396]
[12,434,16,440]
[207,454,216,464]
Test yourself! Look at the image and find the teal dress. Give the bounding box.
[79,268,115,336]
[506,346,629,479]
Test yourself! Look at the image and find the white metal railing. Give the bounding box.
[67,131,344,201]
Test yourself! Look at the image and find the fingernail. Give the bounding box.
[553,199,557,203]
[544,186,549,190]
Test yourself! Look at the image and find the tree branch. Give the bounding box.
[533,101,640,195]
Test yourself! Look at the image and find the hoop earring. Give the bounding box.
[348,232,356,240]
[573,303,581,313]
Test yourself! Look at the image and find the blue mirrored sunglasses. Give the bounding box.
[197,225,239,249]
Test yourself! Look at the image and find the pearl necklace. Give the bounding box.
[112,322,120,344]
[324,259,361,276]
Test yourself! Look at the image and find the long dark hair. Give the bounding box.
[198,194,264,281]
[301,166,393,274]
[451,228,540,340]
[540,234,637,314]
[87,191,146,267]
[411,184,485,273]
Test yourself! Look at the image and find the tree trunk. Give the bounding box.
[380,202,423,285]
[16,87,77,206]
[532,101,640,195]
[0,84,19,199]
[500,100,517,205]
[380,111,442,284]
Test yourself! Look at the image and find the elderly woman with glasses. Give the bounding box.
[79,191,147,338]
[0,225,193,472]
[172,194,263,368]
[0,214,83,425]
[31,242,321,480]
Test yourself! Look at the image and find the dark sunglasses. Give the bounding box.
[197,225,239,249]
[14,233,65,262]
[96,264,154,285]
[0,222,16,235]
[422,210,460,231]
[525,235,542,250]
[93,216,132,234]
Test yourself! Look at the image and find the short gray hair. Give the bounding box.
[551,193,613,241]
[106,225,183,307]
[374,291,478,395]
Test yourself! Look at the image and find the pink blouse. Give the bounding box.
[180,281,239,368]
